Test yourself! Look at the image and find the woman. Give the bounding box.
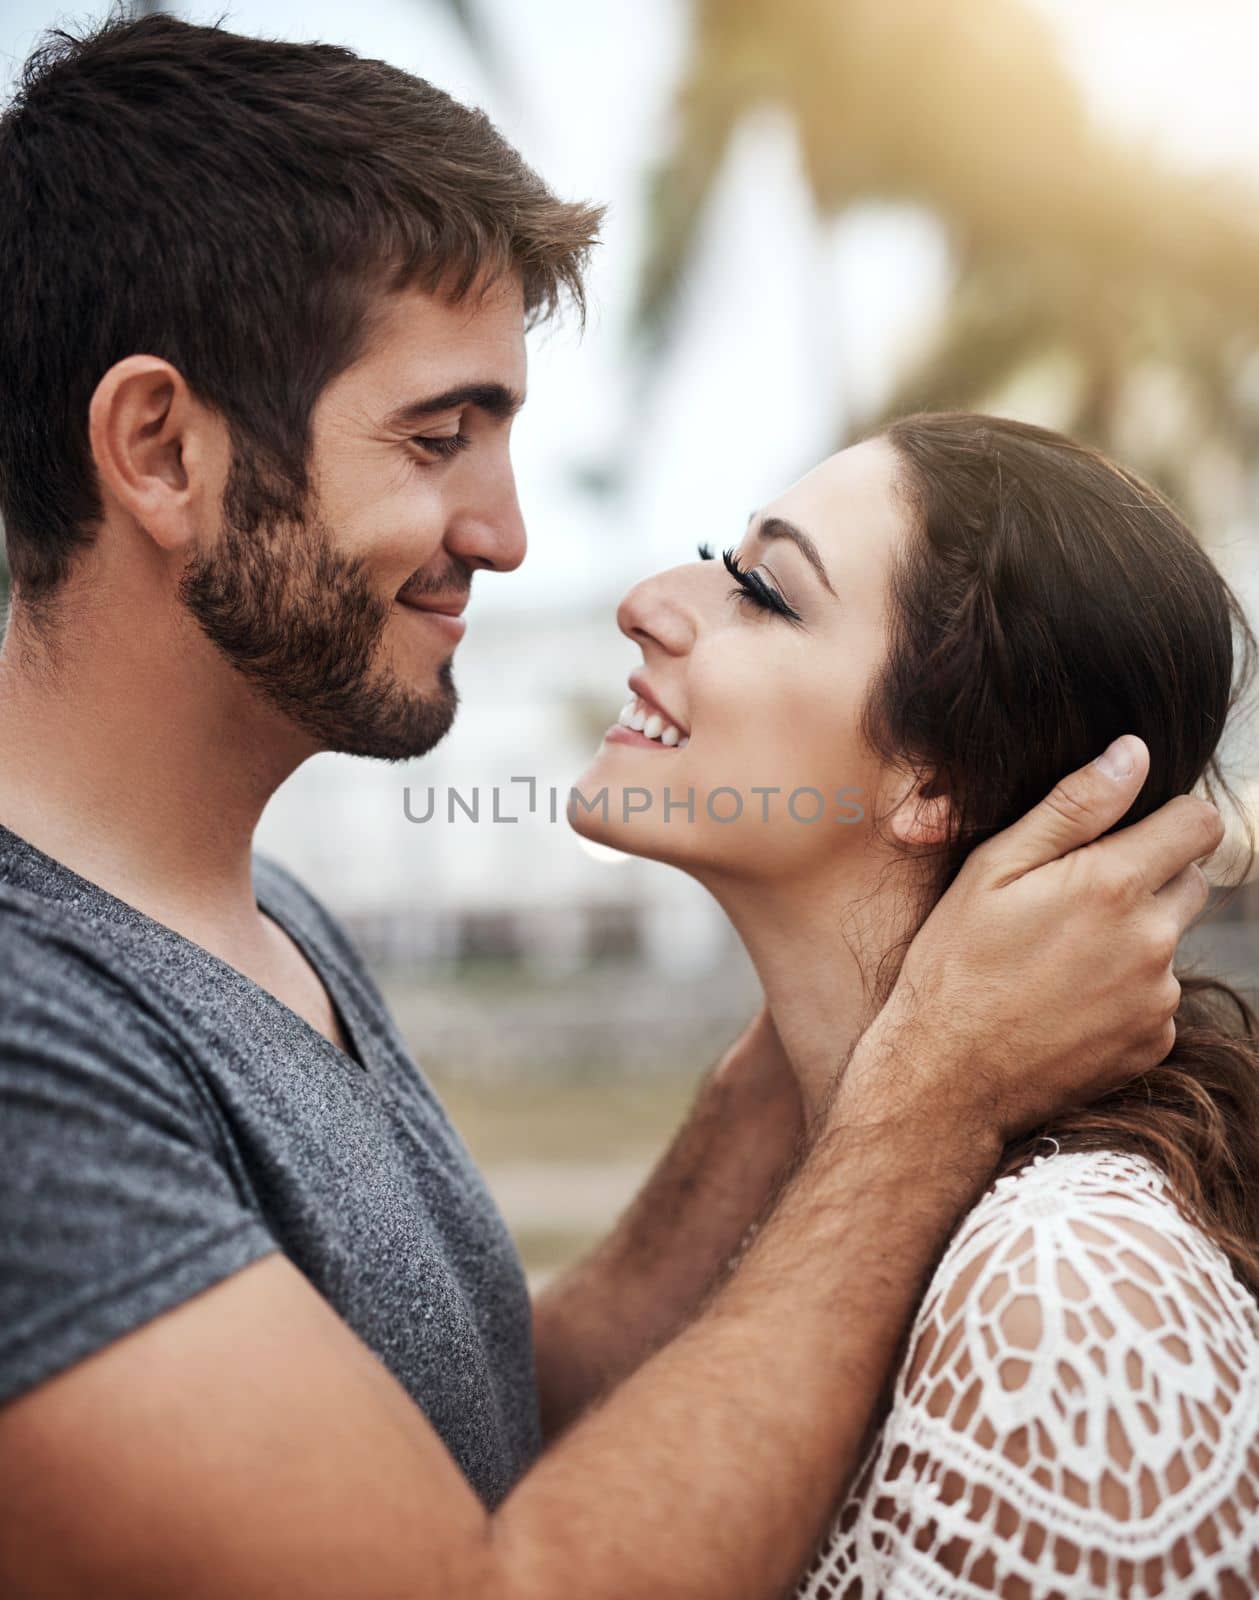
[571,413,1259,1598]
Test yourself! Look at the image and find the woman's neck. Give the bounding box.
[704,849,922,1120]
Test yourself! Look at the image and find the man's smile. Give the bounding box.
[395,591,469,644]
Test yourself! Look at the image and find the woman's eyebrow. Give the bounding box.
[748,514,837,596]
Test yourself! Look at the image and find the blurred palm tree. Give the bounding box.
[638,0,1259,524]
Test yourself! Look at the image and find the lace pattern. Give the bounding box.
[794,1150,1259,1599]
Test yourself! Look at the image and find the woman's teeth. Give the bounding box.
[617,697,688,748]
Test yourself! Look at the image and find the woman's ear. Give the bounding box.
[887,775,955,848]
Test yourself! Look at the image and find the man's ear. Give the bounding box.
[87,356,227,556]
[886,773,956,848]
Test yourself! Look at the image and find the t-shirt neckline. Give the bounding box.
[0,817,371,1076]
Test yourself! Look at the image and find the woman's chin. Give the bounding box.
[566,743,694,865]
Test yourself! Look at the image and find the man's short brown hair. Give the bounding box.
[0,10,602,602]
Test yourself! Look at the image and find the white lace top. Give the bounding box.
[794,1149,1259,1600]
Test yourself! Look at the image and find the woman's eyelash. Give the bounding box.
[698,539,804,624]
[721,546,804,625]
[413,431,471,460]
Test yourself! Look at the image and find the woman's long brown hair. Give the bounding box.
[866,411,1259,1294]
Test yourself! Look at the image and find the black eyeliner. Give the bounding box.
[722,547,804,625]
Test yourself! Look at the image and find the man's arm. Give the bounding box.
[0,1027,993,1600]
[532,1006,805,1440]
[0,740,1224,1599]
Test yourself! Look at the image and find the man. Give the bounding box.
[0,15,1222,1599]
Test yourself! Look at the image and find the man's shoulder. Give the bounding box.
[0,874,132,995]
[0,875,190,1075]
[0,877,219,1177]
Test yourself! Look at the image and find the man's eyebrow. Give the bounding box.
[385,382,525,430]
[747,513,837,596]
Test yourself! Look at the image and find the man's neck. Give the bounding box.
[0,600,315,941]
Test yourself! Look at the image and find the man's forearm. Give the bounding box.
[497,1020,1001,1600]
[531,1009,804,1439]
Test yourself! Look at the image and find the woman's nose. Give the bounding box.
[616,566,700,657]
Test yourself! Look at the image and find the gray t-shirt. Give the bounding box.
[0,819,542,1507]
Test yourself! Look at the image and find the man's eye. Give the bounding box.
[413,432,471,460]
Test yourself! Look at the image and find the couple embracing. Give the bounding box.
[0,13,1256,1599]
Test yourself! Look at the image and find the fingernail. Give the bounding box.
[1094,736,1134,780]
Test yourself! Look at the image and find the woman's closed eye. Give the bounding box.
[696,541,803,625]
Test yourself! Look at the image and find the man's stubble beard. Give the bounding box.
[177,450,458,762]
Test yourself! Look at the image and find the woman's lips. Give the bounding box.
[627,674,686,736]
[603,722,690,751]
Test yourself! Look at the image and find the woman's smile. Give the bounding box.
[605,692,690,751]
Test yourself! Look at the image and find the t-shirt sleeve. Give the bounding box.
[0,911,278,1407]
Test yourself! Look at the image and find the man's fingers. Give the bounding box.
[1095,793,1226,897]
[1153,860,1212,936]
[979,735,1152,884]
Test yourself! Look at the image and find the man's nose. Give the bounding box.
[445,454,527,574]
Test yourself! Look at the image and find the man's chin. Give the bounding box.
[292,677,459,763]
